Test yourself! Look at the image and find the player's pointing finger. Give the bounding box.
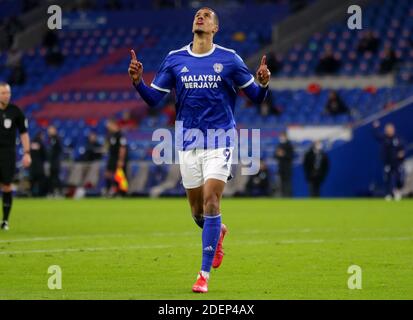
[131,49,137,61]
[260,55,267,66]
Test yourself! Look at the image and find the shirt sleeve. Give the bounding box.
[231,53,255,89]
[151,54,174,93]
[16,107,28,134]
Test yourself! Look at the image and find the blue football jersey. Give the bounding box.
[151,42,255,150]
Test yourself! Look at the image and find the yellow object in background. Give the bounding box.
[232,31,246,42]
[114,168,128,192]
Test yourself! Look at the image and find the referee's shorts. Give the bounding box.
[0,148,16,185]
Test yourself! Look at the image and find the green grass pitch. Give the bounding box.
[0,198,412,300]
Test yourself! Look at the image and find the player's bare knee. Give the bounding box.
[203,194,220,215]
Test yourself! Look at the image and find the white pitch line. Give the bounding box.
[0,244,175,255]
[277,237,413,244]
[0,228,412,244]
[348,236,413,242]
[0,229,314,243]
[0,232,200,244]
[0,237,412,256]
[0,233,136,244]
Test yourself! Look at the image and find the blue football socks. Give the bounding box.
[201,214,222,273]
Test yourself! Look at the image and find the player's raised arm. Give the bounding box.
[129,49,166,107]
[241,55,271,104]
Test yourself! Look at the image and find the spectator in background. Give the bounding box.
[324,90,349,116]
[266,51,282,76]
[104,119,128,197]
[47,126,63,197]
[357,30,380,54]
[6,46,26,85]
[83,132,103,162]
[68,132,103,198]
[42,30,64,67]
[275,132,294,197]
[2,16,24,49]
[373,121,405,200]
[30,132,47,197]
[45,46,65,67]
[117,110,137,130]
[8,63,26,86]
[316,45,341,75]
[6,46,23,68]
[42,30,59,49]
[379,44,398,74]
[246,161,270,196]
[304,141,329,197]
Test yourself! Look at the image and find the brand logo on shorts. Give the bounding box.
[4,119,11,129]
[213,63,223,73]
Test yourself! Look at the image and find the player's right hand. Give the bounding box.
[128,49,143,84]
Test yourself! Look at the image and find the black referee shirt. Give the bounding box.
[108,131,127,160]
[0,103,28,149]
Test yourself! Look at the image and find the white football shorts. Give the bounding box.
[178,147,234,189]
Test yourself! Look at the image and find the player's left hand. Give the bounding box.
[22,153,31,168]
[256,55,271,87]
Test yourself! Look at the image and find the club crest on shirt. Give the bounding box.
[213,63,223,73]
[4,119,11,129]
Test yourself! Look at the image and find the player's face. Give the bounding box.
[385,124,395,137]
[48,126,57,136]
[106,121,117,133]
[192,9,218,35]
[0,85,11,107]
[89,133,97,142]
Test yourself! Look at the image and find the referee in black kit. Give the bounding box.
[104,119,127,196]
[0,82,31,230]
